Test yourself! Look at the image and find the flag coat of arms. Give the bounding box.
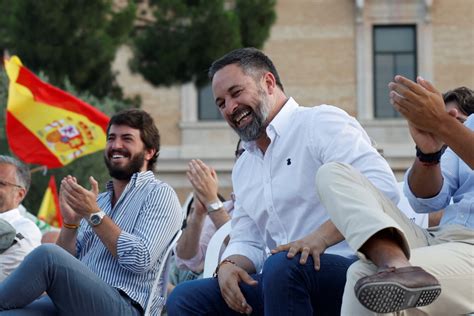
[4,56,109,168]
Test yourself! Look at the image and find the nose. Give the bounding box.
[224,97,239,116]
[108,138,124,150]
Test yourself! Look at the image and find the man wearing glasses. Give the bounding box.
[0,155,41,281]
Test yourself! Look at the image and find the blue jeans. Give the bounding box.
[167,252,357,316]
[0,244,142,316]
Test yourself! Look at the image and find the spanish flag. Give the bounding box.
[38,176,62,228]
[4,56,109,168]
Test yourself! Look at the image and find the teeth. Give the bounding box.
[235,110,250,123]
[112,155,124,159]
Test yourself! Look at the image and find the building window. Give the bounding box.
[373,25,417,118]
[198,82,223,120]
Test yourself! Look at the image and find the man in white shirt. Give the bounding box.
[167,48,399,315]
[0,155,41,282]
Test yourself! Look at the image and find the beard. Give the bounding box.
[232,89,272,142]
[104,150,146,181]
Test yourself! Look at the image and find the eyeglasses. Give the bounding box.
[0,180,23,189]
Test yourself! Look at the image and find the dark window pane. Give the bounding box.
[374,27,415,52]
[395,54,416,79]
[198,82,223,120]
[373,25,416,118]
[374,55,398,118]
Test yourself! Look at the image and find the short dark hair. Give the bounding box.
[107,109,160,171]
[0,155,31,192]
[443,87,474,116]
[208,47,284,92]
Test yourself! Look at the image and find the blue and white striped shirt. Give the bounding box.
[76,171,183,311]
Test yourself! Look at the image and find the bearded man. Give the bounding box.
[167,48,400,315]
[0,109,183,316]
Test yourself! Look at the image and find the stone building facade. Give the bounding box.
[113,0,474,202]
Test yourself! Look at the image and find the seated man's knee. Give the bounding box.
[29,244,61,259]
[166,281,195,314]
[263,252,301,280]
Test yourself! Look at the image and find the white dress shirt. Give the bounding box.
[222,98,400,272]
[0,207,42,281]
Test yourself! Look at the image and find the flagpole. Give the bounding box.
[30,165,48,174]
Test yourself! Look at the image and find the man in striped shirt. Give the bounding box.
[0,109,183,315]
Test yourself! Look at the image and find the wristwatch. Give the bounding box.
[206,200,224,213]
[88,210,106,227]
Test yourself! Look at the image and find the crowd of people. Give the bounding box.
[0,47,472,315]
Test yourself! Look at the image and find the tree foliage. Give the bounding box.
[130,0,276,87]
[0,0,136,98]
[0,68,130,214]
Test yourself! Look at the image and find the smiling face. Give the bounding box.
[212,64,275,142]
[104,125,155,180]
[0,163,26,213]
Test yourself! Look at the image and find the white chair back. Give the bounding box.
[202,221,232,278]
[144,229,182,316]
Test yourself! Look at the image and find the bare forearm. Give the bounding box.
[313,219,344,248]
[56,227,78,256]
[208,208,231,229]
[408,160,443,198]
[175,213,206,260]
[224,255,256,274]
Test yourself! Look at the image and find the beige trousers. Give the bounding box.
[315,162,474,316]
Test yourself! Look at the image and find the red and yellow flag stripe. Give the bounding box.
[4,56,109,168]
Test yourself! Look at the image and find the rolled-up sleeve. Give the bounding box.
[116,185,183,273]
[403,148,458,213]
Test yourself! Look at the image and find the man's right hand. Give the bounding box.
[217,262,257,314]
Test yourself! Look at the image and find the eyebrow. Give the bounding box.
[108,133,136,138]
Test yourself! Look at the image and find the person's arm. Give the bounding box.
[271,219,344,270]
[310,106,400,204]
[61,176,122,256]
[216,202,266,314]
[62,176,183,273]
[175,199,207,260]
[187,159,231,228]
[435,114,474,168]
[56,176,82,256]
[176,159,231,264]
[389,75,474,168]
[216,254,257,314]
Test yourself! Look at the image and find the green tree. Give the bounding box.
[130,0,276,87]
[0,0,135,98]
[0,68,130,214]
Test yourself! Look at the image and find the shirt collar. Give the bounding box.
[267,97,299,138]
[105,171,155,192]
[0,208,21,222]
[242,97,299,153]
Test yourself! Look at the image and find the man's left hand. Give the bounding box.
[62,176,100,217]
[271,231,328,270]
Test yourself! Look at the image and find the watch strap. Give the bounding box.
[415,145,447,164]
